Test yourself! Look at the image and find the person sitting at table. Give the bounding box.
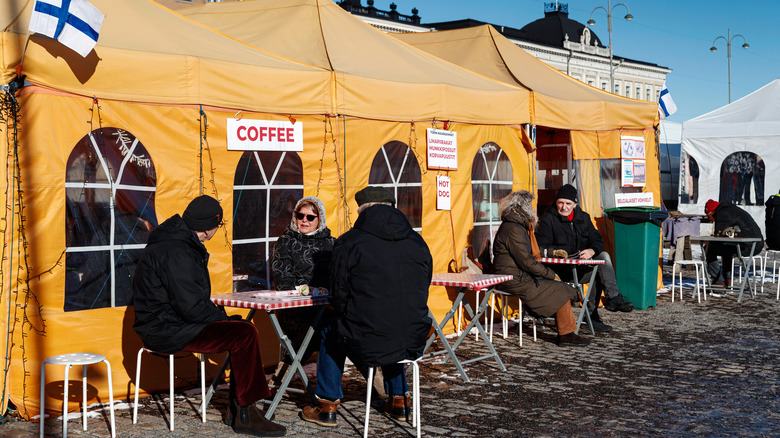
[535,184,634,334]
[300,186,432,427]
[703,199,764,287]
[132,195,286,437]
[271,196,335,369]
[492,190,590,347]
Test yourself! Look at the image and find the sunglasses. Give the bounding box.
[295,213,318,222]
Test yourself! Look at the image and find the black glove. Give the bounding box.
[228,314,244,321]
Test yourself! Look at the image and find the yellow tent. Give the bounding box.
[179,0,531,125]
[1,0,535,421]
[393,25,664,265]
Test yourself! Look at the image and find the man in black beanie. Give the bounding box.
[133,195,285,437]
[301,186,432,427]
[535,184,634,334]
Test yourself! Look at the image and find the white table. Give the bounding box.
[421,273,512,383]
[209,290,328,419]
[539,257,605,335]
[690,236,763,303]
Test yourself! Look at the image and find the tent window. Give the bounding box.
[575,159,642,212]
[471,142,513,258]
[680,152,699,205]
[65,128,157,312]
[718,152,764,205]
[368,141,423,231]
[233,151,303,292]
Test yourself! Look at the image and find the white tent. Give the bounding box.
[679,79,780,235]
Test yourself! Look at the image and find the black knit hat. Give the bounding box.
[355,186,395,207]
[182,195,223,231]
[556,184,579,203]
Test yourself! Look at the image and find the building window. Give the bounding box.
[625,86,630,97]
[636,87,641,99]
[233,151,303,291]
[65,128,157,311]
[646,89,652,101]
[471,142,513,258]
[602,83,607,91]
[614,84,619,94]
[369,141,423,231]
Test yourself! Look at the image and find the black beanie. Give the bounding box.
[182,195,223,231]
[355,186,396,207]
[556,184,579,203]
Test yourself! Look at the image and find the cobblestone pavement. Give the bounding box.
[3,271,779,437]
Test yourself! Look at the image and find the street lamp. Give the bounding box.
[587,1,633,94]
[710,29,749,103]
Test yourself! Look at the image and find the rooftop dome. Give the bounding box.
[518,2,604,49]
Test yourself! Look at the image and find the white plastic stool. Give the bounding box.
[489,291,523,346]
[761,249,780,294]
[133,348,206,430]
[40,352,116,438]
[364,358,421,438]
[731,254,762,287]
[672,260,708,303]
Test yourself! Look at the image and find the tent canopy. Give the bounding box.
[179,0,530,124]
[679,79,780,233]
[1,0,332,114]
[392,24,658,131]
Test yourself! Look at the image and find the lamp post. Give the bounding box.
[710,29,749,103]
[587,1,633,95]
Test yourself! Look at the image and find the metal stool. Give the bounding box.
[364,358,421,438]
[672,260,708,303]
[40,352,116,438]
[761,249,780,294]
[489,291,523,346]
[133,347,206,430]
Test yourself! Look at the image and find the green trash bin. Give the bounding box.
[605,207,668,310]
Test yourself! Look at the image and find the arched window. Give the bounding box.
[65,128,157,311]
[471,143,513,258]
[719,151,764,205]
[233,151,303,291]
[368,141,422,231]
[680,152,699,205]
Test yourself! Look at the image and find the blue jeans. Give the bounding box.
[314,318,408,400]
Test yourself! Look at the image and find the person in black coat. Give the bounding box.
[271,196,335,366]
[132,195,285,437]
[535,185,633,334]
[704,199,764,286]
[765,191,780,250]
[300,186,432,428]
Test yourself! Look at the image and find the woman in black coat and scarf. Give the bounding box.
[271,196,335,364]
[491,190,590,347]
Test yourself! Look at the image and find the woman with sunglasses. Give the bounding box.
[270,196,335,367]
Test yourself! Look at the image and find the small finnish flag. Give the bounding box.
[658,80,677,119]
[28,0,105,57]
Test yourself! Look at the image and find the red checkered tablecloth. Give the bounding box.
[538,257,605,265]
[211,290,328,311]
[430,273,513,290]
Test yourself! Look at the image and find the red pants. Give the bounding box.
[181,320,271,406]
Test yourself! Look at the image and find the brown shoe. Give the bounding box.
[231,401,286,437]
[300,397,339,427]
[385,394,411,421]
[724,278,732,288]
[557,332,590,347]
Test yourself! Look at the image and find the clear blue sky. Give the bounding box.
[386,0,780,122]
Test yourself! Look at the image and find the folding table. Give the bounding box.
[689,235,763,303]
[539,257,604,335]
[208,290,328,419]
[421,273,511,383]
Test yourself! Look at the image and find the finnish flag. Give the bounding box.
[658,80,677,119]
[28,0,105,57]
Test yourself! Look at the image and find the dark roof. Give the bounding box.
[517,9,604,48]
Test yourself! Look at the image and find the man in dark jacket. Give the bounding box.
[535,184,634,334]
[704,199,764,286]
[133,195,285,437]
[300,186,432,428]
[765,191,780,250]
